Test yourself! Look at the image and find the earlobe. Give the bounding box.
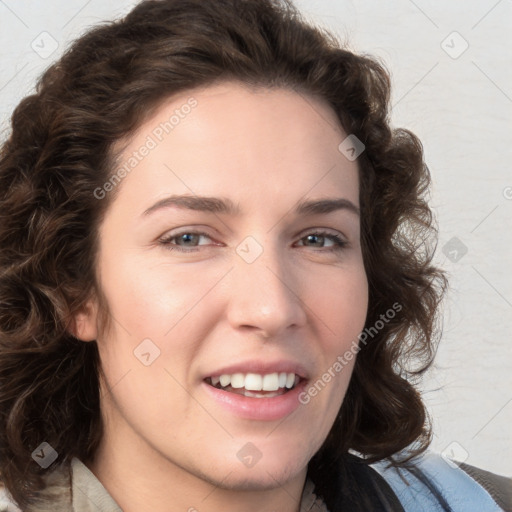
[70,300,99,342]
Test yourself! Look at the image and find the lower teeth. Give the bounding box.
[210,382,291,397]
[242,389,285,398]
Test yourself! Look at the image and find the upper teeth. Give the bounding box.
[211,372,297,391]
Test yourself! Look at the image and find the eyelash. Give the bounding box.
[297,232,348,251]
[159,231,215,253]
[158,230,348,253]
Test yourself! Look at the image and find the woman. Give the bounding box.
[0,0,509,510]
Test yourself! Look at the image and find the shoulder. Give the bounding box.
[371,451,511,512]
[0,486,19,512]
[0,484,21,512]
[0,462,71,512]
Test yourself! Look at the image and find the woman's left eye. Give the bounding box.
[296,232,347,250]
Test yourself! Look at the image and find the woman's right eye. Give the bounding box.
[159,232,214,252]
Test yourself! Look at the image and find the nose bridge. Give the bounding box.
[227,235,306,335]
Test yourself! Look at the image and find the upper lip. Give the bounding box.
[204,360,310,380]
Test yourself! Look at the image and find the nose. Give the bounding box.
[225,242,307,339]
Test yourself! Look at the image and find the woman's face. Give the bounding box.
[80,82,368,491]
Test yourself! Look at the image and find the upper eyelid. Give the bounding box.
[295,226,346,237]
[160,231,214,243]
[159,226,216,239]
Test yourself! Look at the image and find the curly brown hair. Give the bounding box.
[0,0,446,509]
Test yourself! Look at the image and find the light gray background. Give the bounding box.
[0,0,510,476]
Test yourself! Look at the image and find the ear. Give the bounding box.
[69,298,99,342]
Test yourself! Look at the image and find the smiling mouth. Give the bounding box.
[205,372,301,398]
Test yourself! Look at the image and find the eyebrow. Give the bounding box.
[295,198,360,217]
[142,195,240,216]
[142,195,359,217]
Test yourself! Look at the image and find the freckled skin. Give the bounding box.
[74,82,368,512]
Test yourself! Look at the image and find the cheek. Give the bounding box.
[296,263,367,416]
[99,250,225,336]
[307,262,368,345]
[95,252,230,385]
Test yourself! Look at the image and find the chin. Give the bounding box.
[198,448,311,492]
[216,464,304,492]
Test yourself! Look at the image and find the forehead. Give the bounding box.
[111,81,359,209]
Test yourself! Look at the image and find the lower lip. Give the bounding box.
[201,380,307,421]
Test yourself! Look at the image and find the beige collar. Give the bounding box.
[71,458,122,511]
[300,478,330,512]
